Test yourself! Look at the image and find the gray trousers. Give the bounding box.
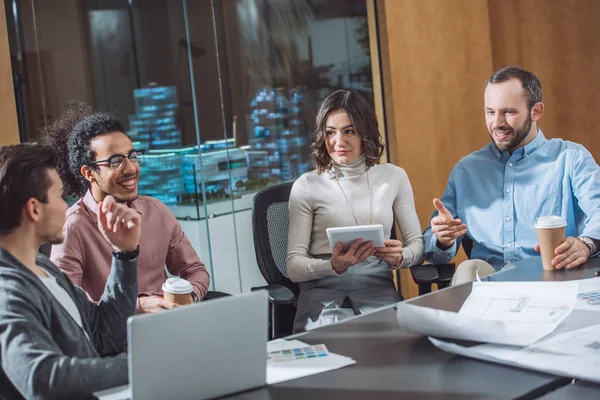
[294,256,401,332]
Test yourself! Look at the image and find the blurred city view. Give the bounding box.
[131,85,312,206]
[6,0,376,292]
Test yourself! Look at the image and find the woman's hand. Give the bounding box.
[374,240,404,267]
[331,239,375,274]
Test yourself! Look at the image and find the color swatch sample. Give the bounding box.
[578,290,600,306]
[267,344,329,363]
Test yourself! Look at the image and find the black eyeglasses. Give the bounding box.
[90,150,144,171]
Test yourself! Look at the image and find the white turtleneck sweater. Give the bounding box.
[286,155,425,283]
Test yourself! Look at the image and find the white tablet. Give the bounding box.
[326,224,385,251]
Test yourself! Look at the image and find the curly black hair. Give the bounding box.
[41,102,124,198]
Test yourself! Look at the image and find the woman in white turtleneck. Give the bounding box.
[286,89,425,332]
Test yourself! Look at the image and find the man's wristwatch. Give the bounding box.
[112,245,140,261]
[578,236,595,255]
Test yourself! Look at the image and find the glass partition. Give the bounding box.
[200,0,375,291]
[5,0,376,293]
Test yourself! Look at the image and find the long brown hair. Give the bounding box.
[311,89,384,174]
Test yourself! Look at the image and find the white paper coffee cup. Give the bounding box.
[534,216,567,230]
[535,216,567,271]
[162,278,193,305]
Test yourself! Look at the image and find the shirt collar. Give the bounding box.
[83,190,143,215]
[0,247,54,278]
[523,129,546,156]
[490,144,502,160]
[489,129,547,161]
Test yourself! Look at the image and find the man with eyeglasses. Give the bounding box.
[44,104,210,313]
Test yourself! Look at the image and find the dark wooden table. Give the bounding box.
[222,256,600,399]
[488,255,600,282]
[538,380,600,399]
[221,256,600,399]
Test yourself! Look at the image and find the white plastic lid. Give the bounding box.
[534,216,567,229]
[162,277,193,294]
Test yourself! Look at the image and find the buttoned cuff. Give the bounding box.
[431,238,457,264]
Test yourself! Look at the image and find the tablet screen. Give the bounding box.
[326,224,385,251]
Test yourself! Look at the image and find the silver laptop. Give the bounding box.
[95,290,268,400]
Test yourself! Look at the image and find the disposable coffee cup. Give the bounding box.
[535,216,567,271]
[162,277,193,305]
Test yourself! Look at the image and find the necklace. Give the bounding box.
[333,168,372,226]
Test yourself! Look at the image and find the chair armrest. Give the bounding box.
[252,284,295,305]
[410,264,440,284]
[434,263,456,284]
[204,291,231,300]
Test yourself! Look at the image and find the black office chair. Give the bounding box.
[39,244,51,257]
[409,236,473,295]
[250,182,298,339]
[251,181,408,338]
[463,236,473,258]
[38,244,230,300]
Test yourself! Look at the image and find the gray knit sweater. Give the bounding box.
[286,155,425,282]
[0,248,138,399]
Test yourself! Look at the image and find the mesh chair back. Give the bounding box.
[252,182,299,296]
[39,244,51,257]
[266,202,290,276]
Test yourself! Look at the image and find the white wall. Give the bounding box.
[167,192,255,219]
[177,203,267,295]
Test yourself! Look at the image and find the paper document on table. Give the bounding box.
[396,281,577,346]
[267,339,309,352]
[575,277,600,310]
[93,385,131,400]
[266,339,355,384]
[430,322,600,384]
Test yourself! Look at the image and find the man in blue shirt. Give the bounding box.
[424,66,600,284]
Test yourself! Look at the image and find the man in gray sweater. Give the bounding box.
[0,143,141,399]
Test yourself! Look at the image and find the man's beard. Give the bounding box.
[96,175,139,203]
[110,192,137,203]
[490,112,532,153]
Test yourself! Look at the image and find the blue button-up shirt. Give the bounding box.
[424,130,600,270]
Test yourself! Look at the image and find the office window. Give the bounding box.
[6,0,376,293]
